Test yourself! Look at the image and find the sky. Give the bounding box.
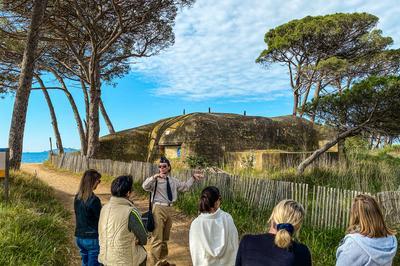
[1,0,399,152]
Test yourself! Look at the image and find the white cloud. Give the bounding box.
[133,0,400,102]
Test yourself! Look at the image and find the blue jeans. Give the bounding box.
[75,237,100,266]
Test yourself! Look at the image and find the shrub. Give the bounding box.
[184,155,209,168]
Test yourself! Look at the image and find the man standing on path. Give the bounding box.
[142,156,204,266]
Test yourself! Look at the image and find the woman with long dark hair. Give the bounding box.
[74,169,102,266]
[189,186,239,266]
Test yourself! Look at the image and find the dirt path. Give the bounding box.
[21,163,193,266]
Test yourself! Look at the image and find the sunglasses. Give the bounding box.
[159,165,168,169]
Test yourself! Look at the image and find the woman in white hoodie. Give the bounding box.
[189,186,239,266]
[336,194,397,266]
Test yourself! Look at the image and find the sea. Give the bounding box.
[22,148,78,163]
[22,152,50,163]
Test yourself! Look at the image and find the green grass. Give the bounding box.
[218,147,400,194]
[0,171,72,265]
[292,150,400,193]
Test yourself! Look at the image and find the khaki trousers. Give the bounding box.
[149,205,173,266]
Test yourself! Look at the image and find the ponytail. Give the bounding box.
[275,223,294,249]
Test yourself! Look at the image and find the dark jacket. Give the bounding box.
[74,194,102,239]
[235,233,312,266]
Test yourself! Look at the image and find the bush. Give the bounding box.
[344,136,369,154]
[241,153,256,169]
[184,155,209,168]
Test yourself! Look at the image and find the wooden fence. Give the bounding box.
[50,154,400,229]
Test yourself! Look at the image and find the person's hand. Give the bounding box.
[192,169,204,181]
[154,173,167,179]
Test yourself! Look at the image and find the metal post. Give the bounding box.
[49,137,53,155]
[5,149,9,203]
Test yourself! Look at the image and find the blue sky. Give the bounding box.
[1,0,399,152]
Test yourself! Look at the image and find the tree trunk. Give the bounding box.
[374,133,381,149]
[299,82,313,118]
[8,0,48,169]
[338,139,346,163]
[80,78,90,145]
[99,99,115,134]
[87,59,101,157]
[35,74,64,154]
[310,81,322,123]
[297,127,360,174]
[369,134,375,149]
[84,119,89,144]
[48,68,87,155]
[80,78,90,133]
[293,89,299,117]
[387,136,393,145]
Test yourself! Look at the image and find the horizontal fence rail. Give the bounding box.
[50,154,400,229]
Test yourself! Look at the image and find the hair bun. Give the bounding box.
[199,186,220,213]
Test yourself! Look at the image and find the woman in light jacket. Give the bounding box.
[189,186,239,266]
[336,194,397,266]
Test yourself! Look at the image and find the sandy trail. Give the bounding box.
[21,163,193,266]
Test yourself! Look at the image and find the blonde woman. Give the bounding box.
[336,194,397,266]
[235,199,311,266]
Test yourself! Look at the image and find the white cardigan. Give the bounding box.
[189,209,239,266]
